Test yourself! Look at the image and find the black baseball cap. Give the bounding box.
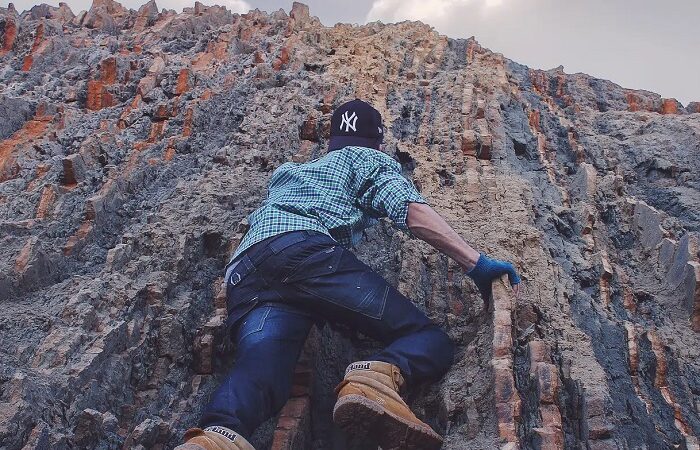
[328,99,384,151]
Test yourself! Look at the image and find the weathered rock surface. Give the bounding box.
[1,2,699,449]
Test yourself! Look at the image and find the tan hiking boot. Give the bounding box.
[174,426,256,450]
[333,361,443,450]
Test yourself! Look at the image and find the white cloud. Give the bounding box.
[366,0,505,24]
[217,0,250,13]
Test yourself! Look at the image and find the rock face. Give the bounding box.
[1,2,699,449]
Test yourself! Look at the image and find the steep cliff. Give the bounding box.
[1,2,699,449]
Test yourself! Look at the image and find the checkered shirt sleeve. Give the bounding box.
[356,152,427,230]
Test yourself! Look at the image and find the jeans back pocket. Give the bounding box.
[283,247,388,320]
[284,245,343,283]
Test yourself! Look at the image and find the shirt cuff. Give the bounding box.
[390,190,427,232]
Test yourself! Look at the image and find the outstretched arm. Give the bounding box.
[406,202,480,271]
[407,202,521,300]
[352,151,520,300]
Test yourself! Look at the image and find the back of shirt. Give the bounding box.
[230,146,426,260]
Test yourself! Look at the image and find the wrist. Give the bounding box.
[465,253,485,275]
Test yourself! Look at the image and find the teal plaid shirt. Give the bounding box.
[230,146,427,261]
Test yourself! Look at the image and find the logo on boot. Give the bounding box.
[204,426,237,442]
[346,361,371,374]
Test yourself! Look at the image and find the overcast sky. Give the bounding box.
[6,0,700,105]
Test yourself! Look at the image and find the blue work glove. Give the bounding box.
[466,253,521,303]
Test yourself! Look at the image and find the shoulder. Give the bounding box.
[342,147,401,172]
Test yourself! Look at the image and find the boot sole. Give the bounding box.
[333,394,443,450]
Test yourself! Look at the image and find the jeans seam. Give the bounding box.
[239,306,271,341]
[294,284,384,320]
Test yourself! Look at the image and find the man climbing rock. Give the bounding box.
[177,99,521,450]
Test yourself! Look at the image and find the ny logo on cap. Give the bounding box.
[340,111,358,132]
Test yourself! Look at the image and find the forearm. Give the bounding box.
[406,202,480,271]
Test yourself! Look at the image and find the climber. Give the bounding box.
[176,99,521,450]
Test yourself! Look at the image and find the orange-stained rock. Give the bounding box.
[648,331,667,388]
[175,68,191,95]
[153,104,172,121]
[493,324,512,359]
[461,129,478,156]
[626,93,640,112]
[496,398,521,443]
[299,116,318,141]
[254,50,265,64]
[659,98,680,115]
[529,110,541,132]
[540,404,563,429]
[0,16,18,56]
[86,80,115,110]
[133,0,158,31]
[35,185,57,219]
[163,147,176,162]
[494,363,516,403]
[100,56,117,84]
[27,163,51,190]
[530,70,549,96]
[624,322,639,374]
[0,115,50,182]
[21,22,44,71]
[22,55,34,71]
[63,221,93,255]
[272,46,290,71]
[528,339,551,366]
[321,90,336,114]
[533,426,564,450]
[465,38,483,64]
[622,285,636,312]
[183,108,194,137]
[148,121,165,142]
[15,237,36,274]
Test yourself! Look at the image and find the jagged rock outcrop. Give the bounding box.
[1,2,699,449]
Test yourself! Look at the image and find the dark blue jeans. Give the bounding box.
[198,230,454,438]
